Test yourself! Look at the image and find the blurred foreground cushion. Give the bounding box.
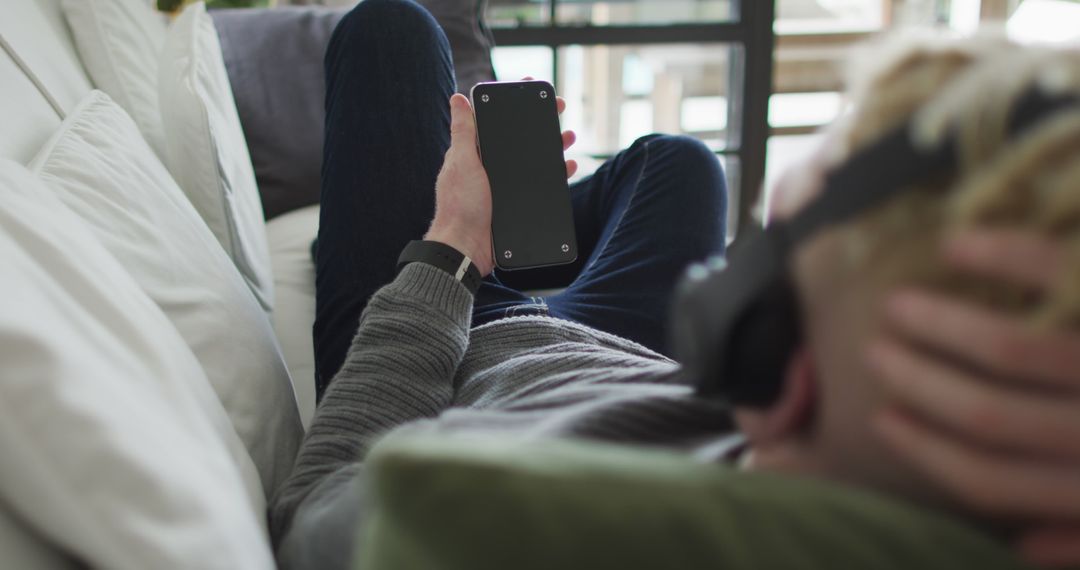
[360,434,1032,570]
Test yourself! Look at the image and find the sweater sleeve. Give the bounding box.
[269,262,474,553]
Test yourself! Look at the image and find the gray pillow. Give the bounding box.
[418,0,497,93]
[212,7,345,221]
[212,2,495,221]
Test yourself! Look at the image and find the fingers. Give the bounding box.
[884,290,1080,389]
[561,126,577,177]
[944,230,1064,291]
[875,410,1080,520]
[562,130,576,152]
[871,339,1080,459]
[1018,527,1080,568]
[448,93,476,151]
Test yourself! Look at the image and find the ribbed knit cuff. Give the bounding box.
[391,263,475,326]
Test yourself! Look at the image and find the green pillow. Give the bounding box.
[358,434,1031,570]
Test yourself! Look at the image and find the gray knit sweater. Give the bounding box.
[270,263,738,569]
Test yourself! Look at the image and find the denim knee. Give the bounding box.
[636,135,727,214]
[327,0,448,67]
[626,133,725,178]
[646,135,723,174]
[339,0,440,35]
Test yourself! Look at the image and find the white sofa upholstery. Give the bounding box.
[1,0,320,564]
[1,0,318,421]
[0,0,92,164]
[267,204,320,429]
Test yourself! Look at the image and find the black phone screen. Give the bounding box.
[471,81,578,271]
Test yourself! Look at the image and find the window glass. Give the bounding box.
[769,92,843,128]
[555,44,735,157]
[488,0,735,28]
[487,0,551,27]
[492,46,556,84]
[1007,0,1080,44]
[556,0,734,26]
[763,133,824,219]
[775,0,885,34]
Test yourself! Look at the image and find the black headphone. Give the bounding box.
[670,86,1080,408]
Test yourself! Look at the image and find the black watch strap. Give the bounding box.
[397,240,482,296]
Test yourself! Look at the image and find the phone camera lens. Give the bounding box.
[540,91,549,99]
[481,94,490,103]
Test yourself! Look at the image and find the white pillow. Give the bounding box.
[31,90,302,497]
[0,504,78,570]
[62,0,169,160]
[0,161,274,570]
[159,1,275,311]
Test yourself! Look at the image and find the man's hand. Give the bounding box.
[425,92,578,278]
[866,230,1080,568]
[426,94,496,275]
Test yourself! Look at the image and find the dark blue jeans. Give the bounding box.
[314,0,728,400]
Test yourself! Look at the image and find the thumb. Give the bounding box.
[449,94,477,150]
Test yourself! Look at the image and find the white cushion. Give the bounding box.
[267,204,321,429]
[0,161,274,570]
[31,90,302,497]
[0,505,78,570]
[159,1,275,311]
[0,0,95,165]
[61,0,168,159]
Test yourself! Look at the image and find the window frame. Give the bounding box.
[489,0,776,237]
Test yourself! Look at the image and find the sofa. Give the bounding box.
[0,0,352,561]
[0,0,498,566]
[1,0,312,566]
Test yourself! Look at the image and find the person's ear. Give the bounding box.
[736,346,818,445]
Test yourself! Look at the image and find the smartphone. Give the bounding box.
[471,80,578,271]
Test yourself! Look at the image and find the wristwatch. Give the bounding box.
[397,240,482,296]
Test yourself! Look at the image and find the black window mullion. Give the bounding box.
[552,45,560,91]
[735,0,775,236]
[551,0,559,91]
[492,23,747,46]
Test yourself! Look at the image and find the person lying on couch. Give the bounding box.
[271,1,1080,568]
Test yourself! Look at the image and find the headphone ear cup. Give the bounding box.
[672,226,799,406]
[723,275,802,408]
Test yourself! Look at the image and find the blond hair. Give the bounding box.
[830,33,1080,328]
